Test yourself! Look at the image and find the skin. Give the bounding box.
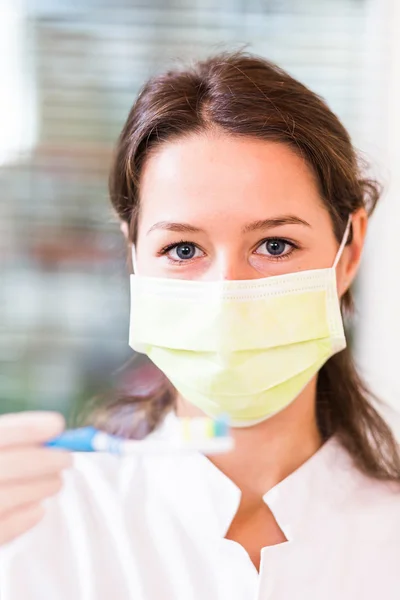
[130,130,367,569]
[0,412,72,546]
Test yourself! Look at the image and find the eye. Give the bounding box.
[173,243,196,260]
[162,242,203,262]
[255,238,296,258]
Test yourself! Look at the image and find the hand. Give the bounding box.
[0,412,72,546]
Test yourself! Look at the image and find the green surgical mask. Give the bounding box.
[129,220,350,427]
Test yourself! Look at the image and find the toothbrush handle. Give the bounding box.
[44,421,233,455]
[45,426,104,452]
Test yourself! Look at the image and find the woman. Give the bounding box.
[1,51,400,599]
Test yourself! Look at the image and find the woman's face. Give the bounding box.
[134,132,366,294]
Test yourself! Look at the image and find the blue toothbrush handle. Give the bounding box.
[45,426,102,452]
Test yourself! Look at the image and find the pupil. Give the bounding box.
[176,244,195,259]
[267,240,285,255]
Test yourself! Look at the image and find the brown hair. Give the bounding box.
[106,50,400,481]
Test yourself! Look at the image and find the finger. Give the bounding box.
[0,502,45,546]
[0,412,66,449]
[0,475,63,516]
[0,448,73,483]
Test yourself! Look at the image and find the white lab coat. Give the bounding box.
[1,412,400,599]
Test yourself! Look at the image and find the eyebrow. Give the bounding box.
[147,215,311,235]
[147,221,203,235]
[241,215,311,233]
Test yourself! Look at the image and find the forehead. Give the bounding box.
[138,133,323,223]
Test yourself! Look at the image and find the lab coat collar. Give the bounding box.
[140,411,241,538]
[152,412,356,541]
[262,436,356,540]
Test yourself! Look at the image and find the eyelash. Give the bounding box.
[158,238,299,264]
[158,239,199,264]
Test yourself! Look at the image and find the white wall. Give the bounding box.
[0,0,36,165]
[355,0,400,433]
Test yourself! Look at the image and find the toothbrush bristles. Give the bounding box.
[214,415,230,438]
[178,415,230,441]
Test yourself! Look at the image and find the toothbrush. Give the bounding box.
[45,416,234,455]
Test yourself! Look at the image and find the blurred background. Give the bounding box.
[1,0,399,429]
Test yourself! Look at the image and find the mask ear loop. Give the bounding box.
[131,245,138,274]
[333,215,352,269]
